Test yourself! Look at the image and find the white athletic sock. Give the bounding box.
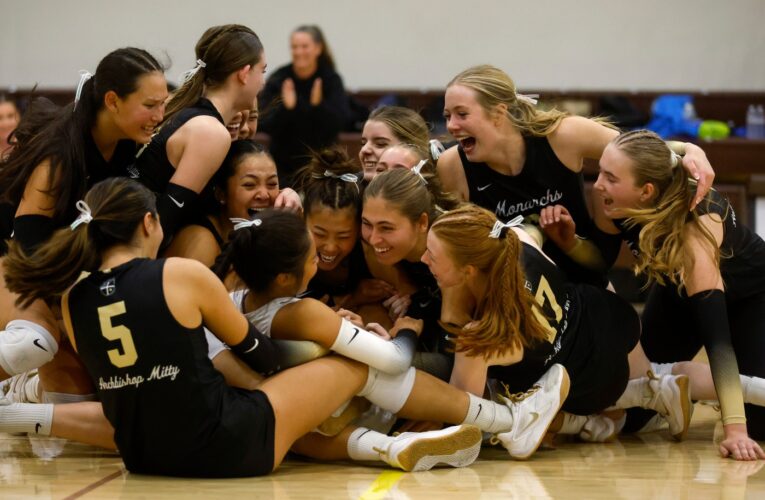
[461,393,513,434]
[0,402,53,435]
[558,412,588,435]
[741,375,765,406]
[650,362,675,377]
[347,427,390,462]
[610,376,652,410]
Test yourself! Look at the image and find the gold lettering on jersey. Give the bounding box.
[98,301,138,368]
[147,364,180,381]
[531,275,563,343]
[98,363,181,391]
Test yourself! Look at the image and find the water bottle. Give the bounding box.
[747,105,765,139]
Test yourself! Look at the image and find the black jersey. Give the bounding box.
[66,258,275,477]
[134,98,224,211]
[398,260,450,354]
[488,242,578,387]
[614,189,765,301]
[458,137,603,284]
[83,132,139,186]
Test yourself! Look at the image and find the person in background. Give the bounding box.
[259,25,350,187]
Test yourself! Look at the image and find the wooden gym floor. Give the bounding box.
[2,404,764,499]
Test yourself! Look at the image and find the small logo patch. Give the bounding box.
[100,278,116,297]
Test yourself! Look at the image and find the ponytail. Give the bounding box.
[212,209,311,292]
[164,24,263,123]
[3,178,157,308]
[430,205,549,359]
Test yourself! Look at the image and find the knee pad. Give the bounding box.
[0,320,58,375]
[357,366,416,413]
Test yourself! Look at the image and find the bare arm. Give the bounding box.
[436,146,469,201]
[162,225,221,268]
[548,116,619,172]
[165,116,231,193]
[450,352,490,396]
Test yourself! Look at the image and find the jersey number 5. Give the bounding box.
[531,275,563,344]
[98,302,138,368]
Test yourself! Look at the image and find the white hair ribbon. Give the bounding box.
[411,160,428,185]
[429,139,446,160]
[230,217,263,231]
[318,170,361,192]
[70,200,93,230]
[179,59,207,85]
[73,70,93,110]
[670,151,681,169]
[515,93,539,106]
[488,215,524,239]
[322,170,360,184]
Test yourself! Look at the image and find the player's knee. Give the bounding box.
[0,320,58,375]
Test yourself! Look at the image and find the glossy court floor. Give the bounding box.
[2,404,764,499]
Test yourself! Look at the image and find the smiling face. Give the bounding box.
[307,204,359,271]
[362,196,427,265]
[359,120,399,181]
[290,31,322,75]
[377,146,421,173]
[223,153,280,219]
[594,144,650,218]
[110,71,168,144]
[422,230,466,288]
[227,112,243,141]
[443,84,500,162]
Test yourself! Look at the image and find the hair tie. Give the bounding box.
[411,160,428,185]
[230,218,263,231]
[670,151,681,169]
[488,215,524,239]
[515,93,539,106]
[179,59,207,85]
[429,139,446,160]
[70,200,93,230]
[316,170,361,192]
[73,70,93,111]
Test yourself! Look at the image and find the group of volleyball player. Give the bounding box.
[1,23,764,478]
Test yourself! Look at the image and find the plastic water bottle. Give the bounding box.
[747,105,765,139]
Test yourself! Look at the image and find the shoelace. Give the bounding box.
[488,383,543,445]
[645,370,668,416]
[500,381,541,403]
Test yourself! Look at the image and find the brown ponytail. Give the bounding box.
[3,178,157,308]
[430,205,549,359]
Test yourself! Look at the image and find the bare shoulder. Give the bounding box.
[163,224,221,267]
[166,116,230,165]
[163,256,216,285]
[436,145,469,201]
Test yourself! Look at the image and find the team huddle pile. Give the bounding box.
[1,23,765,478]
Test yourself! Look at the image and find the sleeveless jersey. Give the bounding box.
[134,98,224,193]
[614,188,765,301]
[489,241,579,386]
[230,291,299,337]
[66,258,270,476]
[459,136,603,284]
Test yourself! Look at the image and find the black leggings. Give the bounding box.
[624,284,765,439]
